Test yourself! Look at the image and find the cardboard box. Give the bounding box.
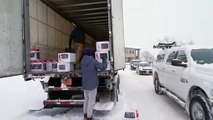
[57,62,74,72]
[96,41,110,52]
[58,53,76,63]
[52,60,58,72]
[61,79,72,87]
[46,60,53,72]
[30,48,40,60]
[95,51,109,63]
[31,60,45,73]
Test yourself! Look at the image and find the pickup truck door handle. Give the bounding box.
[171,70,175,72]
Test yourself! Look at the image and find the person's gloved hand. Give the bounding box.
[101,56,107,63]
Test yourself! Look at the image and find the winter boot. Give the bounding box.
[87,118,93,120]
[84,114,87,120]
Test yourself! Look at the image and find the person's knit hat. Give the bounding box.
[84,48,93,56]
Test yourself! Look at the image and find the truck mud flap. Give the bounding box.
[29,106,44,111]
[94,102,114,111]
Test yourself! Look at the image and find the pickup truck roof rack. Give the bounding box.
[153,41,177,49]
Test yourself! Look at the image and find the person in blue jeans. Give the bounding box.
[81,48,107,120]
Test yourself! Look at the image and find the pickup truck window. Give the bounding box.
[176,50,188,63]
[166,51,177,64]
[191,48,213,64]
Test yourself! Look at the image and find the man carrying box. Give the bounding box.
[69,25,85,69]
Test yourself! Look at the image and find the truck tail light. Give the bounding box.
[136,110,139,118]
[43,100,54,105]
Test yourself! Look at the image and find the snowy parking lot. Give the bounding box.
[0,65,189,120]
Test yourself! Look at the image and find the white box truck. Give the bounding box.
[0,0,125,110]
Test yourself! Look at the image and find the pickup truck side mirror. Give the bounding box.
[171,59,187,67]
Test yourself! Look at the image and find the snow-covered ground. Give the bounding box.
[0,65,189,120]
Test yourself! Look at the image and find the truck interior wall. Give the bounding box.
[29,0,96,60]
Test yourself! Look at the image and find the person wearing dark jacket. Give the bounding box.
[81,48,107,120]
[69,26,85,69]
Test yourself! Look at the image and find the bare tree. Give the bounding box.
[177,39,195,46]
[187,40,195,45]
[140,51,154,62]
[159,36,175,43]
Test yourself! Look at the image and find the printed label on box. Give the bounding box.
[96,41,109,52]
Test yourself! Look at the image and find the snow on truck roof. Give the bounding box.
[155,45,213,58]
[183,45,213,50]
[170,45,213,52]
[158,45,213,53]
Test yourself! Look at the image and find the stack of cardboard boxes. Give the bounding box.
[95,41,110,70]
[57,53,76,72]
[52,60,58,72]
[31,48,55,73]
[30,48,40,60]
[57,53,75,87]
[30,48,44,73]
[30,47,76,73]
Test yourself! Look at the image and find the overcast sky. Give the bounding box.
[123,0,213,55]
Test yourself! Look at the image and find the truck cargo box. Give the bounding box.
[0,0,125,78]
[0,0,124,110]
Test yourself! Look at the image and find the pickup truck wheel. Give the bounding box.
[189,95,210,120]
[154,78,163,95]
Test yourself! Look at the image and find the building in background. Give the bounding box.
[125,47,140,62]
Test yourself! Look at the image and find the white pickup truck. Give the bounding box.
[153,45,213,120]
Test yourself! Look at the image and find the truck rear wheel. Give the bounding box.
[154,77,163,95]
[117,74,120,94]
[111,84,119,102]
[189,95,210,120]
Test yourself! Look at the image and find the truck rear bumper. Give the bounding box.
[43,100,84,108]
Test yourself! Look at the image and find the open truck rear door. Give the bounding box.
[110,0,125,70]
[0,0,30,78]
